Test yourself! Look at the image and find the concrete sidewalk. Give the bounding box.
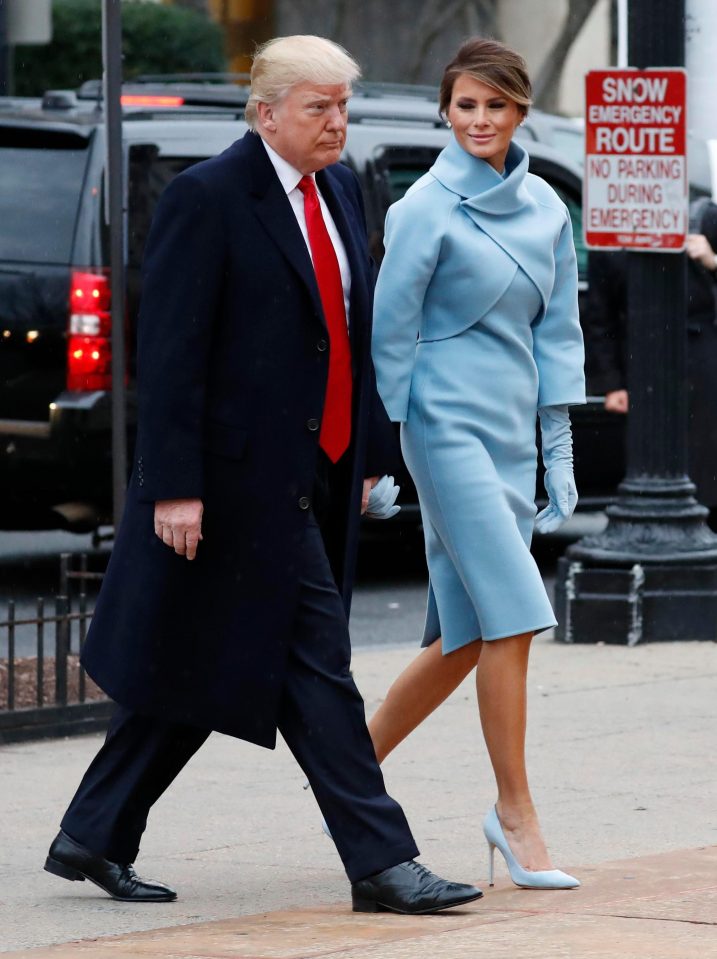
[1,633,716,956]
[3,846,716,959]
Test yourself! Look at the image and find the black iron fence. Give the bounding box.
[0,554,113,743]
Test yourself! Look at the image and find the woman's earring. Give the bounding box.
[446,120,452,128]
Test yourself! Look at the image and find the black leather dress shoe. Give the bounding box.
[44,830,177,902]
[351,860,482,914]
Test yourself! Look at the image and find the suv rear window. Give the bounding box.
[0,127,89,264]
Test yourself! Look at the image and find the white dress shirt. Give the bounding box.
[261,138,352,323]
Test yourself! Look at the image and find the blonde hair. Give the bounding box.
[439,38,532,118]
[245,35,361,130]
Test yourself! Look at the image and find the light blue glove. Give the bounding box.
[535,405,578,534]
[366,475,401,519]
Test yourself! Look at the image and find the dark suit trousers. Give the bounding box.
[60,511,418,884]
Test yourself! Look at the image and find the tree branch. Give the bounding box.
[532,0,601,112]
[406,0,474,81]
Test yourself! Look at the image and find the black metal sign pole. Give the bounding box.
[101,0,127,532]
[0,0,9,96]
[556,0,717,644]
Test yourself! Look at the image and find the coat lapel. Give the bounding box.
[241,133,326,325]
[317,166,369,355]
[237,133,369,348]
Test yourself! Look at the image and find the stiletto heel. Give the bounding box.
[482,806,580,890]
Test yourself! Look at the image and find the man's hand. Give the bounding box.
[604,389,629,414]
[154,498,204,560]
[361,476,379,515]
[686,233,717,271]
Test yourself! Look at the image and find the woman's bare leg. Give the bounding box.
[368,638,481,764]
[369,630,553,870]
[476,632,552,870]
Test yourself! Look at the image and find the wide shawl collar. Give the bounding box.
[429,136,555,318]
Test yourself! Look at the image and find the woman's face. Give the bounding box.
[446,73,523,172]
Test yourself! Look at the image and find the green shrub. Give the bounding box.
[14,0,226,96]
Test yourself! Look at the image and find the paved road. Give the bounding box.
[0,514,608,658]
[0,530,109,659]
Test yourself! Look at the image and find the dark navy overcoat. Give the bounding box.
[81,131,396,748]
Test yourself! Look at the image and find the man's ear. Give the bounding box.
[257,101,277,133]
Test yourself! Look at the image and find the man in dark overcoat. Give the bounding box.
[43,35,481,917]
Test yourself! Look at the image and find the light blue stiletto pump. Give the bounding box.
[483,806,580,890]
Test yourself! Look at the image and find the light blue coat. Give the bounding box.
[374,136,585,421]
[372,136,586,650]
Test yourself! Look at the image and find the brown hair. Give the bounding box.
[439,38,532,118]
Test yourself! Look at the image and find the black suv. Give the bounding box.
[0,80,622,531]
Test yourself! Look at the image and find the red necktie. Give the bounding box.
[298,175,352,463]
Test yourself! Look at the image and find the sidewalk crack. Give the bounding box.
[596,912,716,927]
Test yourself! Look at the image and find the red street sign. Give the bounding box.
[584,68,687,251]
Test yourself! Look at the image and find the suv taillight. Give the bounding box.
[67,270,112,391]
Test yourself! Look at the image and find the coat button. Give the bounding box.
[317,338,327,352]
[307,418,319,432]
[298,496,310,510]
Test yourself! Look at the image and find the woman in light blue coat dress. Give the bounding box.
[368,40,586,889]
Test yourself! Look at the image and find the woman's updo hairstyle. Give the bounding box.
[439,38,532,119]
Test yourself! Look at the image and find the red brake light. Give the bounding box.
[67,336,112,391]
[121,95,185,107]
[67,269,112,391]
[70,271,111,322]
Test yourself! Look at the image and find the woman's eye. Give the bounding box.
[456,101,474,109]
[489,102,507,109]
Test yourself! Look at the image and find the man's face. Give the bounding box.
[258,82,351,174]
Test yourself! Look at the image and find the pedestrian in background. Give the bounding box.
[370,38,585,889]
[43,35,482,917]
[586,199,717,520]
